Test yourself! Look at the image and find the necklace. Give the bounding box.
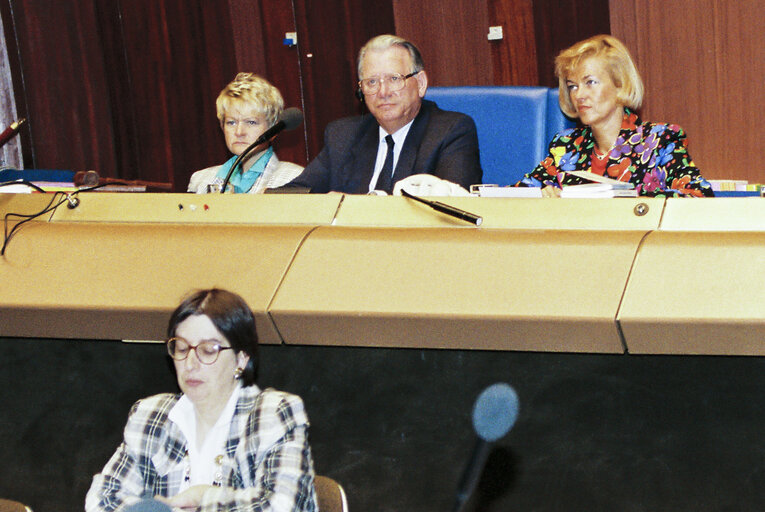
[593,146,610,161]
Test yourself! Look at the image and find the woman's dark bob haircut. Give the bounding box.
[167,288,258,386]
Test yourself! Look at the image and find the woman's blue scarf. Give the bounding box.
[215,146,274,193]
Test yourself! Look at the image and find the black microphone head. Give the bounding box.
[123,498,172,512]
[280,107,303,130]
[472,382,519,442]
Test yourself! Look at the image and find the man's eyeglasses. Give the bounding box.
[166,337,234,365]
[359,72,418,95]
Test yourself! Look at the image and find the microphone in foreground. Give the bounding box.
[400,188,482,226]
[0,118,26,149]
[453,382,519,512]
[123,498,171,512]
[220,107,304,193]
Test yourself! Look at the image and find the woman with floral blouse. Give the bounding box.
[518,34,713,197]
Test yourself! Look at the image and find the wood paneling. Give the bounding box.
[292,0,395,160]
[393,0,492,86]
[111,0,238,187]
[228,0,267,76]
[393,0,608,87]
[488,0,538,85]
[610,0,765,183]
[5,0,239,190]
[7,1,118,175]
[532,0,611,87]
[255,0,308,165]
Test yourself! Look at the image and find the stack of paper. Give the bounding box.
[472,185,543,198]
[560,182,637,198]
[560,171,637,198]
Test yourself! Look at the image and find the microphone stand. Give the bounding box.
[219,139,265,194]
[219,108,303,193]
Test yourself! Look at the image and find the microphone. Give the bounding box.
[73,170,172,191]
[453,383,519,512]
[123,498,172,512]
[400,188,482,226]
[0,118,26,148]
[220,107,304,193]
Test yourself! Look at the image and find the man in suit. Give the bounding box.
[283,34,482,194]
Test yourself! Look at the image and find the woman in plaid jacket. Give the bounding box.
[86,289,317,512]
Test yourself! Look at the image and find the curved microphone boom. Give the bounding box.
[220,107,303,193]
[453,383,519,512]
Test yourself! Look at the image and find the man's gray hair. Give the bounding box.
[357,34,425,78]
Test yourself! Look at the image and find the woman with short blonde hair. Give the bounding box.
[188,73,303,194]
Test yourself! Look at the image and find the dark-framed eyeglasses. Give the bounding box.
[166,337,234,365]
[359,71,418,95]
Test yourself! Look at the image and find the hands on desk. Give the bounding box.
[541,185,561,198]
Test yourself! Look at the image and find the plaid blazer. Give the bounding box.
[86,385,317,512]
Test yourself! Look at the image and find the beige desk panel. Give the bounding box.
[660,197,765,231]
[50,192,342,225]
[0,222,313,342]
[620,231,765,354]
[269,226,642,351]
[0,193,61,222]
[335,195,664,230]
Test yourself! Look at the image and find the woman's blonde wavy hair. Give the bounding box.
[215,72,284,128]
[555,34,644,119]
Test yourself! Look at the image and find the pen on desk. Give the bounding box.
[0,118,27,148]
[400,188,482,226]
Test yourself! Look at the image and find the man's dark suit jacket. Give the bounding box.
[285,99,482,193]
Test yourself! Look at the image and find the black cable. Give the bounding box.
[1,179,158,255]
[2,192,69,256]
[0,179,48,193]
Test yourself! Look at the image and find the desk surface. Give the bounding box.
[1,193,762,354]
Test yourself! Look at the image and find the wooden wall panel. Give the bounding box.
[610,0,765,183]
[291,0,357,162]
[488,0,538,85]
[392,0,608,87]
[393,0,492,86]
[532,0,611,87]
[228,0,267,76]
[292,0,395,160]
[256,0,308,165]
[6,1,118,175]
[5,0,240,190]
[113,0,238,188]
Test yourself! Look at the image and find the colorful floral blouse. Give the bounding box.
[518,109,714,197]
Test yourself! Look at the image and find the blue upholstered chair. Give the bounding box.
[425,86,575,186]
[546,87,573,144]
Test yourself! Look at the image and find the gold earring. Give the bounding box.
[234,367,244,380]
